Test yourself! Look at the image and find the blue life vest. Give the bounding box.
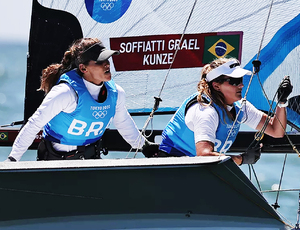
[159,93,243,156]
[43,70,118,146]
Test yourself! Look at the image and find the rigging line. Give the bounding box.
[261,188,300,193]
[244,74,275,149]
[246,78,297,208]
[224,0,284,192]
[250,164,262,192]
[126,131,144,158]
[248,164,252,180]
[157,0,198,99]
[219,99,245,155]
[243,72,299,159]
[257,0,274,60]
[135,133,147,158]
[240,0,275,140]
[140,0,198,136]
[255,74,299,155]
[215,165,285,222]
[253,76,298,210]
[296,192,300,229]
[220,78,255,155]
[211,0,289,32]
[273,153,288,209]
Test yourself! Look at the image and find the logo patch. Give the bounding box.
[0,132,8,141]
[92,110,108,119]
[203,34,242,64]
[85,0,132,23]
[208,39,235,58]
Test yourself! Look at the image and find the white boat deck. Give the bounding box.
[0,156,230,171]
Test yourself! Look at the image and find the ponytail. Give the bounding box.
[38,38,100,94]
[38,64,62,94]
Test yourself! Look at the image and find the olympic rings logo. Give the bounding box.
[92,110,108,119]
[101,3,115,11]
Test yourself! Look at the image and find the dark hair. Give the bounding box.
[38,38,100,94]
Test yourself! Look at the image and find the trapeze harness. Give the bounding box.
[159,93,244,156]
[37,69,118,160]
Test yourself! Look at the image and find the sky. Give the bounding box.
[0,0,33,43]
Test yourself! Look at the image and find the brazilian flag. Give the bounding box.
[0,132,8,141]
[203,34,241,64]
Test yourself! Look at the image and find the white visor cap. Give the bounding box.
[97,49,120,62]
[206,60,252,82]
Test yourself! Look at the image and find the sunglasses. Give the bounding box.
[220,77,243,86]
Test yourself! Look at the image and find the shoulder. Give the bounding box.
[185,103,219,127]
[115,83,124,93]
[241,100,262,113]
[46,83,77,102]
[38,83,77,114]
[114,83,126,107]
[49,83,75,96]
[187,102,218,117]
[240,99,264,127]
[186,103,219,139]
[115,83,125,97]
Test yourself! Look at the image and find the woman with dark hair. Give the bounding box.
[158,57,292,165]
[6,38,145,161]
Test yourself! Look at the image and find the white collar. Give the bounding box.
[83,78,103,100]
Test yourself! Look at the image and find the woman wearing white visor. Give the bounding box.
[158,57,292,165]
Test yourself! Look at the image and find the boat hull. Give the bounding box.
[0,157,290,229]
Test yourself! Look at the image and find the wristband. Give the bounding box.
[278,101,288,108]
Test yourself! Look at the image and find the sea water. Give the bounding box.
[0,42,299,227]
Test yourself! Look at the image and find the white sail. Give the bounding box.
[36,0,300,130]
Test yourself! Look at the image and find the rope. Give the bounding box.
[261,188,300,193]
[272,153,288,210]
[255,74,299,155]
[250,164,262,192]
[157,0,198,99]
[224,0,275,146]
[256,0,274,60]
[295,191,300,229]
[140,0,198,135]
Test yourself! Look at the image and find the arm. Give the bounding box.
[113,85,145,149]
[256,76,292,138]
[196,141,225,156]
[8,84,76,161]
[256,106,286,138]
[195,141,241,164]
